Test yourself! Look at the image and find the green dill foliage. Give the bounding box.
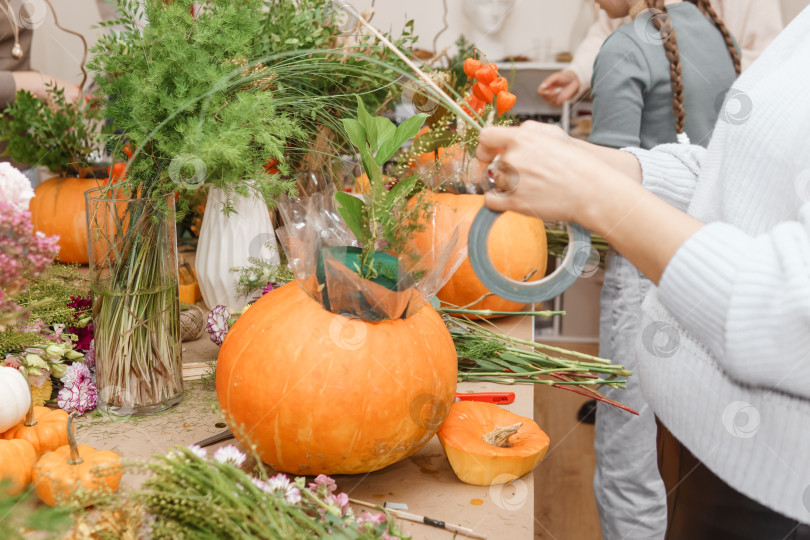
[252,0,418,170]
[89,0,303,207]
[447,316,633,396]
[0,331,47,356]
[336,98,429,277]
[0,85,103,175]
[231,258,295,299]
[0,482,73,539]
[140,448,408,539]
[11,264,90,327]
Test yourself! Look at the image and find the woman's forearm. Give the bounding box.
[583,169,703,283]
[571,137,643,182]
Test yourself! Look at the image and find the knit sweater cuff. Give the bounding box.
[623,144,705,212]
[657,222,749,358]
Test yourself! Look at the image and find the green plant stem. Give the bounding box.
[439,308,565,318]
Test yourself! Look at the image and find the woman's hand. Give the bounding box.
[475,122,704,283]
[476,122,624,227]
[11,72,83,103]
[537,70,580,107]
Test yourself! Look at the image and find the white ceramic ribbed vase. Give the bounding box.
[195,187,279,311]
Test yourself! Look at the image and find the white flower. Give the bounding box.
[213,445,246,467]
[265,473,302,505]
[0,163,35,209]
[186,444,208,460]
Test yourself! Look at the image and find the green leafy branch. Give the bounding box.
[335,98,428,278]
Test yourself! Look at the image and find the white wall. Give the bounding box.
[354,0,585,61]
[30,0,106,88]
[31,0,810,87]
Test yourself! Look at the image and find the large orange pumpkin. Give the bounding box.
[412,192,547,316]
[216,282,458,475]
[29,176,104,264]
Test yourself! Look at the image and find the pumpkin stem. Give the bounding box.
[67,412,84,465]
[483,422,523,448]
[20,369,38,427]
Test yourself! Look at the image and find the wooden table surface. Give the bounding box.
[75,310,538,540]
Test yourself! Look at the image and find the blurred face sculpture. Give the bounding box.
[462,0,516,35]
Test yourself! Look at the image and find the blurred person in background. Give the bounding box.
[538,0,783,106]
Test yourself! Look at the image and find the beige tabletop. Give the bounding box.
[75,313,537,540]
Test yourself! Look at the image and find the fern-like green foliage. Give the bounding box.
[89,0,420,211]
[0,85,103,175]
[89,0,303,206]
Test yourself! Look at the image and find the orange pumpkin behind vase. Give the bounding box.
[412,191,548,317]
[29,176,105,264]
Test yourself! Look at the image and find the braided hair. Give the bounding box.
[641,0,741,142]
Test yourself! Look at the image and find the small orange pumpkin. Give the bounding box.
[0,438,37,495]
[216,282,458,475]
[3,404,70,457]
[29,176,104,263]
[437,401,550,486]
[412,192,547,317]
[33,412,122,507]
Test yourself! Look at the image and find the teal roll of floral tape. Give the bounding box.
[468,207,591,303]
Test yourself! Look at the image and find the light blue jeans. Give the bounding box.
[594,253,666,540]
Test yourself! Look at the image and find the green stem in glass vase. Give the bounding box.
[89,187,182,414]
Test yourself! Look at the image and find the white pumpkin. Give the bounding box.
[0,366,31,433]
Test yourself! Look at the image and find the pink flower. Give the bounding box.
[357,511,388,531]
[84,340,95,369]
[57,378,98,415]
[309,474,337,495]
[18,319,46,334]
[61,362,91,387]
[262,282,275,295]
[329,492,350,516]
[67,295,94,350]
[206,305,230,346]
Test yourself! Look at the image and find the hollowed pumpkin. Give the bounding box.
[412,192,547,317]
[216,281,458,475]
[437,401,550,486]
[29,176,104,264]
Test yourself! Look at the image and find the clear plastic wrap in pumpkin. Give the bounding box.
[216,184,466,475]
[275,184,466,322]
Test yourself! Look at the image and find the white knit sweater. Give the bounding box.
[624,7,810,523]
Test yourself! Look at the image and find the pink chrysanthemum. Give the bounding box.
[206,305,230,346]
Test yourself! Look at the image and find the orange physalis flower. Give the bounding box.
[463,58,484,80]
[474,64,499,86]
[489,77,509,95]
[473,82,494,104]
[496,91,517,116]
